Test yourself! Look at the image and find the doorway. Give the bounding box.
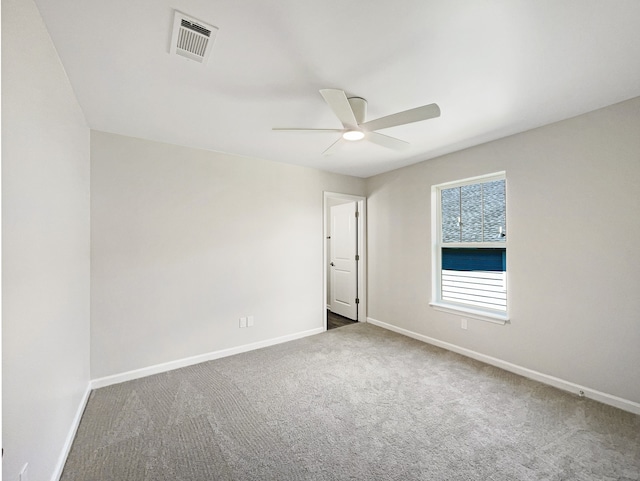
[323,192,366,331]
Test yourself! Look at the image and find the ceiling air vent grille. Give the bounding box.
[170,11,218,64]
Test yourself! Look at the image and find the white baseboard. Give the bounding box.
[91,327,324,389]
[51,385,92,481]
[367,317,640,416]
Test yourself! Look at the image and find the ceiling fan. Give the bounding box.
[273,89,440,155]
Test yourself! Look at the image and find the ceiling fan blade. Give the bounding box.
[361,103,440,132]
[319,89,358,129]
[273,128,343,132]
[322,137,345,156]
[366,132,410,151]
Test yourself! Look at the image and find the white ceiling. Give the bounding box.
[34,0,640,178]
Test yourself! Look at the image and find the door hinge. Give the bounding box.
[355,211,360,218]
[355,254,360,261]
[355,298,360,304]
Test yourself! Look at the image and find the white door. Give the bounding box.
[330,202,358,320]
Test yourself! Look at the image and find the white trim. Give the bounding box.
[51,385,92,481]
[435,171,506,189]
[429,301,509,324]
[323,192,367,330]
[367,317,640,416]
[91,327,323,389]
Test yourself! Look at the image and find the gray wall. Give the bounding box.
[2,0,91,479]
[366,97,640,404]
[90,131,366,378]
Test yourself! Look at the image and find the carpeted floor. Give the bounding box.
[61,323,640,480]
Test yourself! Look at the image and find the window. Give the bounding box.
[431,172,508,323]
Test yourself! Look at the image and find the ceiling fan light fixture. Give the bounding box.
[342,130,365,141]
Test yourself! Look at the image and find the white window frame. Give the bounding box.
[430,172,509,325]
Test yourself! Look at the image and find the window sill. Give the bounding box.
[429,301,510,325]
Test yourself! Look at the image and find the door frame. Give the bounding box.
[323,192,367,330]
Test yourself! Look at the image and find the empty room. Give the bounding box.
[2,0,639,480]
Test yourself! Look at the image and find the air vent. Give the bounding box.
[170,11,218,64]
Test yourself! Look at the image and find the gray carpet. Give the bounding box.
[61,323,640,480]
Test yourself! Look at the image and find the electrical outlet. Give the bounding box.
[247,315,254,327]
[239,317,247,328]
[19,463,28,481]
[461,318,468,330]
